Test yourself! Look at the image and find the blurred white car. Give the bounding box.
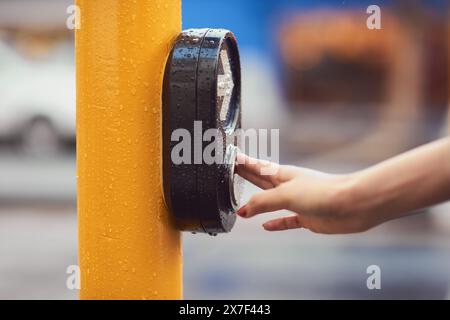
[0,40,76,153]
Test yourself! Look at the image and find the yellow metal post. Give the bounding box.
[76,0,182,299]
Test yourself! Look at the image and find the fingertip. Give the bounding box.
[262,222,276,231]
[236,152,260,169]
[236,152,247,165]
[236,205,248,218]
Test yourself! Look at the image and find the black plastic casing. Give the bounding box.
[163,29,242,235]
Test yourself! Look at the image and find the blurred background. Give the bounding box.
[1,0,450,299]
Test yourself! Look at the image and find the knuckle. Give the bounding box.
[286,217,299,229]
[268,167,283,185]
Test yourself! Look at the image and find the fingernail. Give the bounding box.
[236,205,248,217]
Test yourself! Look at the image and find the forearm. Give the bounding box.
[345,137,450,225]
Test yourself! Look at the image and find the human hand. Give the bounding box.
[235,153,376,234]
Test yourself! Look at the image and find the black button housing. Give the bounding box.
[163,29,242,234]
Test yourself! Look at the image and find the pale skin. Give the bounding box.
[235,137,450,234]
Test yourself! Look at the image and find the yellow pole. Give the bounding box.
[76,0,182,299]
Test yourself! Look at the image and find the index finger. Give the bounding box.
[236,153,296,187]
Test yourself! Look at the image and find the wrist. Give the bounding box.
[329,172,378,232]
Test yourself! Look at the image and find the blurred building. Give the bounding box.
[277,3,449,161]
